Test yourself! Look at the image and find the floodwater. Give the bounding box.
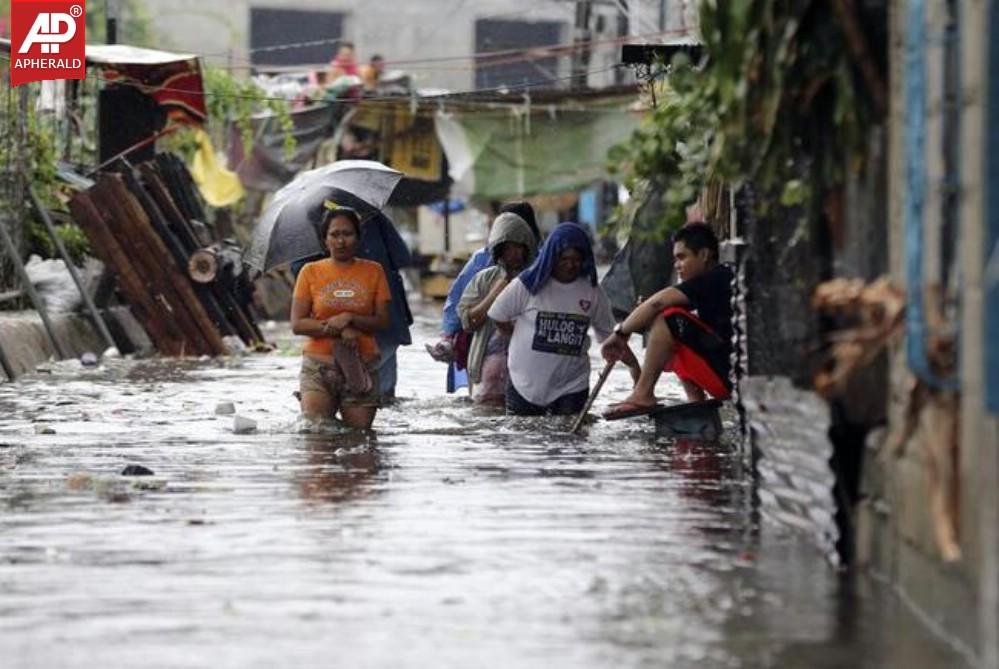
[0,304,971,668]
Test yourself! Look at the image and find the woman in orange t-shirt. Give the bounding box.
[291,208,391,428]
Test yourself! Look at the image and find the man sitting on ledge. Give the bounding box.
[601,223,733,418]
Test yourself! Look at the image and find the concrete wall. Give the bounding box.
[0,308,152,382]
[857,0,999,664]
[962,2,999,665]
[140,0,696,91]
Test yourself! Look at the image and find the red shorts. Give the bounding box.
[661,307,732,400]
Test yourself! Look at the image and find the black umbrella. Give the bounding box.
[245,160,403,272]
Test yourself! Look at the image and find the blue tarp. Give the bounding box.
[987,0,999,413]
[428,199,467,216]
[904,0,959,391]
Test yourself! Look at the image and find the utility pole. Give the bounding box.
[571,0,593,90]
[105,0,118,45]
[616,0,630,85]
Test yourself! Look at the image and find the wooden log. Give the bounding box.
[89,176,208,355]
[138,163,259,345]
[69,192,186,355]
[121,166,236,340]
[104,172,229,356]
[138,163,202,253]
[188,248,219,283]
[93,175,227,356]
[141,161,264,346]
[155,153,206,223]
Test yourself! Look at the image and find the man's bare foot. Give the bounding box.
[602,396,661,420]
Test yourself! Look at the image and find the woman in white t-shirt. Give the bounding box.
[488,223,639,416]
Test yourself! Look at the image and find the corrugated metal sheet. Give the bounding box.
[741,376,840,564]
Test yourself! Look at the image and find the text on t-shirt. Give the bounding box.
[532,311,589,356]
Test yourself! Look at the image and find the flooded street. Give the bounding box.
[0,304,971,668]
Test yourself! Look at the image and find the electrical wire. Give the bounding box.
[197,26,692,73]
[195,1,580,60]
[0,51,642,113]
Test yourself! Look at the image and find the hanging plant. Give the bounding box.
[162,66,297,164]
[203,66,297,159]
[611,0,884,237]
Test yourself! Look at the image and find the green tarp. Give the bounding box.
[434,95,643,200]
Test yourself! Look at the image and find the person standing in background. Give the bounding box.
[358,211,414,400]
[457,213,537,406]
[427,201,542,393]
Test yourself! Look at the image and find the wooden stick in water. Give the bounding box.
[569,360,616,434]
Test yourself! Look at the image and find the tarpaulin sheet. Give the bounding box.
[189,128,245,207]
[600,181,673,318]
[85,44,199,66]
[227,104,336,192]
[99,57,206,126]
[434,94,642,200]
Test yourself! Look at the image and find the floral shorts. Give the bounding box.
[299,356,380,408]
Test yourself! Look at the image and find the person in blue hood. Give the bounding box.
[488,222,639,416]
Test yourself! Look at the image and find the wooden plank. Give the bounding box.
[93,175,226,356]
[159,157,260,349]
[122,167,236,341]
[137,164,246,342]
[141,161,264,347]
[69,192,186,355]
[138,163,202,253]
[70,192,186,355]
[161,153,209,223]
[89,177,206,355]
[103,173,229,356]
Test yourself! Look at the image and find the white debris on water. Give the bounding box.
[223,336,248,356]
[232,415,257,434]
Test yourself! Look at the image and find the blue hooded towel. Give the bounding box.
[517,222,597,295]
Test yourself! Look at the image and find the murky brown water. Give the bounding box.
[0,305,971,668]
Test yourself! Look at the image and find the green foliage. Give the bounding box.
[1,87,91,265]
[611,1,880,236]
[165,67,296,164]
[0,88,59,205]
[85,0,156,47]
[608,61,714,233]
[203,66,296,159]
[27,219,92,266]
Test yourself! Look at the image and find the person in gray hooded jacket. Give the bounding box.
[457,212,538,406]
